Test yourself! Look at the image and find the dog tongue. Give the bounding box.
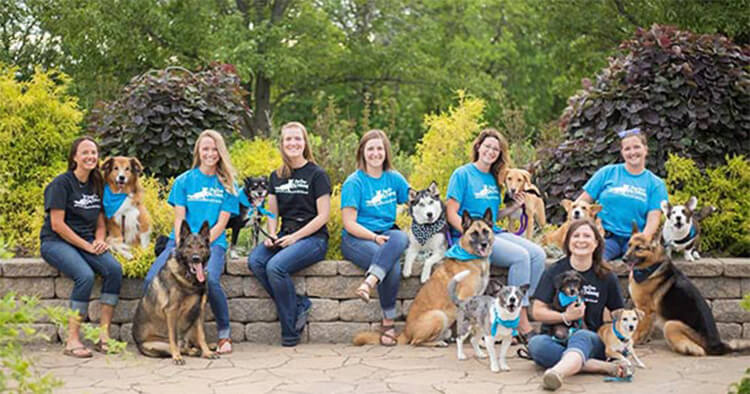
[193,263,205,282]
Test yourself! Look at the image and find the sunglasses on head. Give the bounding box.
[617,128,641,138]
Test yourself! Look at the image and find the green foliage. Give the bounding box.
[230,138,282,180]
[0,64,81,256]
[538,25,750,222]
[0,294,63,393]
[325,185,344,260]
[43,303,128,356]
[310,96,360,187]
[410,92,486,193]
[741,293,750,312]
[730,368,750,394]
[665,154,750,256]
[140,176,174,238]
[112,243,156,279]
[88,64,249,180]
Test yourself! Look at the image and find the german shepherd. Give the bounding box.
[623,222,750,356]
[353,208,494,346]
[133,220,218,364]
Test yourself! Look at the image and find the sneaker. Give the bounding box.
[542,369,563,391]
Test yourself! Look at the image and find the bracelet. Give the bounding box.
[561,312,570,326]
[372,234,378,242]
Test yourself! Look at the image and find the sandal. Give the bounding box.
[379,325,398,347]
[93,339,111,353]
[356,280,375,303]
[63,346,93,358]
[216,338,232,355]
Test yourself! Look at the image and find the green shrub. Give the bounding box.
[730,368,750,394]
[665,154,750,256]
[410,91,486,193]
[112,243,156,279]
[310,97,359,187]
[325,185,344,260]
[0,64,81,257]
[229,138,282,179]
[140,176,174,238]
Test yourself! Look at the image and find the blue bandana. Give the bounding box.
[491,305,519,337]
[632,263,661,283]
[444,244,483,261]
[103,185,128,219]
[612,321,631,356]
[247,204,276,220]
[557,292,580,308]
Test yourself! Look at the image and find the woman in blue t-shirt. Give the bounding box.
[577,128,668,261]
[40,136,123,358]
[248,122,331,347]
[144,129,240,354]
[341,129,410,346]
[445,128,546,338]
[528,219,629,391]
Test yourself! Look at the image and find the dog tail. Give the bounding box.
[448,270,471,305]
[352,330,407,346]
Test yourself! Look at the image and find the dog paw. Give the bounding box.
[420,273,430,284]
[435,340,448,348]
[204,351,220,360]
[173,356,185,365]
[490,365,500,373]
[636,362,646,369]
[457,353,467,361]
[500,364,510,371]
[476,351,488,359]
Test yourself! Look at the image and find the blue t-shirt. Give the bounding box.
[168,168,240,248]
[446,163,502,236]
[341,169,409,234]
[583,163,668,237]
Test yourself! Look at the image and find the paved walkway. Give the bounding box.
[27,341,749,393]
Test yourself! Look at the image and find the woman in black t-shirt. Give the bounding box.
[247,122,331,347]
[528,219,628,390]
[40,136,123,358]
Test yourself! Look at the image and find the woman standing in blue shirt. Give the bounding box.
[144,129,239,354]
[445,128,546,338]
[248,122,331,347]
[577,128,668,261]
[341,129,410,346]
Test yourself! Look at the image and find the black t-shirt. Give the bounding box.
[532,257,625,332]
[270,162,331,238]
[40,171,102,243]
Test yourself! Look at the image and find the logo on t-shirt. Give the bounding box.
[474,184,499,200]
[276,179,309,195]
[608,184,647,202]
[365,188,396,208]
[187,187,224,204]
[582,284,600,304]
[73,194,101,210]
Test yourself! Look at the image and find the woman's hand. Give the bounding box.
[512,191,527,207]
[91,239,109,255]
[563,301,586,323]
[373,234,389,245]
[274,234,298,248]
[263,237,275,248]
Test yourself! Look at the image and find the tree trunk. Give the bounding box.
[252,72,272,136]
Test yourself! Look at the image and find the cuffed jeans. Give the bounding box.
[248,235,327,346]
[604,233,630,261]
[489,232,546,306]
[341,230,409,320]
[41,240,122,317]
[144,239,231,339]
[528,329,606,368]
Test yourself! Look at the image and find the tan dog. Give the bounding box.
[598,308,646,368]
[503,168,546,239]
[353,209,494,346]
[101,156,151,259]
[543,199,603,248]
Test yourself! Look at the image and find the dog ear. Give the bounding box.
[199,221,211,239]
[635,308,645,320]
[686,196,698,211]
[130,157,143,174]
[661,200,671,216]
[482,208,493,226]
[427,181,439,196]
[631,220,640,236]
[487,279,504,297]
[553,272,563,290]
[574,271,585,283]
[408,188,418,202]
[519,283,530,296]
[519,169,531,186]
[590,204,602,216]
[179,220,192,243]
[461,210,473,233]
[611,309,624,321]
[101,157,114,173]
[561,199,573,212]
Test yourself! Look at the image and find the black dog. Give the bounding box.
[545,270,585,341]
[227,176,273,250]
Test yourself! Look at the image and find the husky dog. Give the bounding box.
[403,181,449,283]
[661,196,715,262]
[450,271,528,372]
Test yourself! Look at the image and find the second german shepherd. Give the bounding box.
[133,221,218,364]
[353,209,494,346]
[623,222,750,356]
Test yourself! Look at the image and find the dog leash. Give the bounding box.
[512,204,528,236]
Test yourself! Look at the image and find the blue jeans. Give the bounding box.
[144,239,231,339]
[528,329,606,368]
[41,240,122,317]
[604,233,630,261]
[489,232,546,306]
[248,235,328,346]
[341,230,409,320]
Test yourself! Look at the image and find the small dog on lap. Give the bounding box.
[544,270,585,341]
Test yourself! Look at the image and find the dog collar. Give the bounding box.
[444,244,483,261]
[411,216,447,245]
[491,305,519,337]
[557,292,580,308]
[612,319,629,343]
[632,263,662,283]
[103,185,128,219]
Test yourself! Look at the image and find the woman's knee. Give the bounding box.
[387,230,409,250]
[75,269,96,290]
[528,335,560,368]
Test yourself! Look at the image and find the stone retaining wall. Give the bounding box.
[1,257,749,344]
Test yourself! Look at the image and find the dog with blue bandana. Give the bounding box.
[597,308,647,369]
[546,270,585,341]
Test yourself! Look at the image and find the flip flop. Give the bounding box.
[93,340,109,354]
[216,338,232,355]
[63,346,93,358]
[379,325,398,347]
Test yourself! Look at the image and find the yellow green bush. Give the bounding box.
[325,184,344,260]
[112,243,156,279]
[140,175,174,237]
[229,137,282,179]
[409,91,486,193]
[665,154,750,256]
[0,65,82,256]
